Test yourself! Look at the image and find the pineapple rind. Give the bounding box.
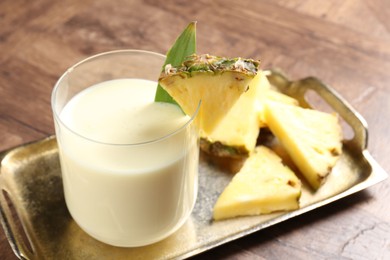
[264,101,342,190]
[200,139,249,158]
[163,54,260,76]
[213,146,301,220]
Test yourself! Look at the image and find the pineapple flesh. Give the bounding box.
[158,54,260,134]
[264,101,343,190]
[213,146,302,220]
[255,75,299,128]
[200,72,264,158]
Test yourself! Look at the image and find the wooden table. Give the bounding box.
[1,0,389,259]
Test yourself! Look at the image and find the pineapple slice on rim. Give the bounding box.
[264,101,343,190]
[213,146,301,220]
[158,54,260,134]
[200,71,264,158]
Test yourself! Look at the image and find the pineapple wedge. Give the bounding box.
[213,146,301,220]
[265,90,299,106]
[159,54,260,134]
[264,101,343,189]
[258,90,299,128]
[255,75,299,128]
[200,72,264,158]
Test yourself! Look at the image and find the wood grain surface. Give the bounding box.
[1,0,389,259]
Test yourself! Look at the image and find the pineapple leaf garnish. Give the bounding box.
[154,22,196,104]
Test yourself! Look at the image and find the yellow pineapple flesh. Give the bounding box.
[255,75,299,128]
[213,146,302,220]
[200,72,264,158]
[264,101,343,189]
[158,54,260,134]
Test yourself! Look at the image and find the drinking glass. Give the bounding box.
[51,50,200,247]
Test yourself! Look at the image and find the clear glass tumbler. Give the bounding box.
[51,50,199,247]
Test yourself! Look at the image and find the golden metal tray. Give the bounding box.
[0,70,387,259]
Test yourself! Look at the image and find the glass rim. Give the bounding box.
[51,49,201,146]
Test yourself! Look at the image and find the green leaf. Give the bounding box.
[154,21,197,104]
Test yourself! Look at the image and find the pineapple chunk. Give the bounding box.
[266,90,299,106]
[200,72,263,158]
[255,75,299,128]
[213,146,301,220]
[254,69,272,105]
[159,54,260,134]
[258,90,299,128]
[264,101,343,189]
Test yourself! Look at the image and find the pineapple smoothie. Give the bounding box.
[54,76,199,247]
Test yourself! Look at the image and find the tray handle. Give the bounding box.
[265,70,368,152]
[0,185,34,260]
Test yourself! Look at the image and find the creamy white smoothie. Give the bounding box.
[56,78,198,247]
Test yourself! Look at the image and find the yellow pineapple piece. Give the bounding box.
[213,146,301,220]
[200,72,263,157]
[255,75,299,128]
[264,101,343,189]
[266,90,299,106]
[159,54,260,134]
